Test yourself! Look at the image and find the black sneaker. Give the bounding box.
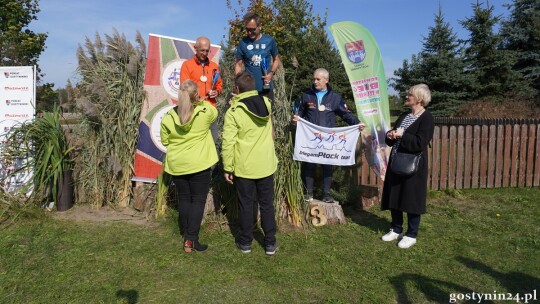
[236,242,251,254]
[265,242,279,256]
[322,193,334,203]
[184,240,208,253]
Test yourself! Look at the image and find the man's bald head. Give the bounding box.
[194,36,211,62]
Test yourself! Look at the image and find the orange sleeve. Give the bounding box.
[179,60,190,83]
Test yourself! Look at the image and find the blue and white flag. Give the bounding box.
[293,118,360,166]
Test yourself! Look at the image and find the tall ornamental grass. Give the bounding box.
[74,29,146,207]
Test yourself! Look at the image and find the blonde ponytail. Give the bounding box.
[177,80,199,124]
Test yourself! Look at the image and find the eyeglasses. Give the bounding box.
[245,27,258,33]
[198,49,210,53]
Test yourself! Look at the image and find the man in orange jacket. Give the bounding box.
[180,36,223,143]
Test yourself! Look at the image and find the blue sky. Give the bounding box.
[32,0,511,89]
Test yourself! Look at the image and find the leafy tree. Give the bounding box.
[225,0,350,105]
[34,82,56,112]
[0,0,47,70]
[460,1,533,99]
[500,0,540,95]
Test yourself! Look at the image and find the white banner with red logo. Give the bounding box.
[0,66,35,192]
[293,117,360,166]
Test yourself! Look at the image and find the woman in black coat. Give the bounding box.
[381,84,434,249]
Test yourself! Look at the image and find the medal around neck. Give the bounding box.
[200,75,207,82]
[318,105,326,111]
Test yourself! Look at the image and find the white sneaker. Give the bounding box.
[398,236,417,249]
[381,230,402,242]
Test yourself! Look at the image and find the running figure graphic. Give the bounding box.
[311,131,323,144]
[337,132,347,145]
[325,131,336,142]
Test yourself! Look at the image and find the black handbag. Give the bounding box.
[390,152,422,176]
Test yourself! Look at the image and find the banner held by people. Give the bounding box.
[293,117,360,166]
[329,21,391,180]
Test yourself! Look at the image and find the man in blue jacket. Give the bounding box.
[293,68,365,203]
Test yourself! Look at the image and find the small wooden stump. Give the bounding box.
[308,199,346,226]
[132,182,155,212]
[356,184,381,210]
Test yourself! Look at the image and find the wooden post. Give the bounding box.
[132,181,155,212]
[356,184,381,210]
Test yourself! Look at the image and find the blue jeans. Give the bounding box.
[302,162,333,194]
[390,209,421,238]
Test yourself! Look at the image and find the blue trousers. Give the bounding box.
[302,162,333,194]
[390,208,421,238]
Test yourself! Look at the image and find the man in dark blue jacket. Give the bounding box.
[293,68,364,203]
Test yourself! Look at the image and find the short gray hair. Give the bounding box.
[410,83,431,107]
[313,68,329,81]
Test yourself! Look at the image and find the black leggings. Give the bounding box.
[172,168,211,241]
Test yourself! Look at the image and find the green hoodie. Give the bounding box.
[160,101,218,175]
[222,90,278,178]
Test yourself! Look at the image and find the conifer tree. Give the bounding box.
[460,1,534,99]
[420,7,470,116]
[500,0,540,95]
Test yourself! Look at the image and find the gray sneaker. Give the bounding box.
[236,242,251,254]
[265,242,279,256]
[322,193,334,203]
[304,191,314,202]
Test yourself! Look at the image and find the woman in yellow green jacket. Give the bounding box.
[160,80,218,253]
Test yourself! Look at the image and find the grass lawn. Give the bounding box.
[1,188,539,303]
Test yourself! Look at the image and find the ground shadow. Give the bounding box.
[343,205,390,234]
[390,273,482,304]
[116,289,138,304]
[457,256,540,295]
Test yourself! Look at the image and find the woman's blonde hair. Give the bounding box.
[410,83,431,107]
[177,80,199,124]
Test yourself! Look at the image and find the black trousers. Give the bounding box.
[172,169,211,241]
[235,175,277,247]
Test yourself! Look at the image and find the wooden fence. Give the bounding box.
[358,118,540,190]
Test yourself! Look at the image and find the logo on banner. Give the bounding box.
[4,113,30,118]
[150,105,175,153]
[346,40,366,63]
[2,71,27,79]
[4,86,29,91]
[5,100,10,106]
[161,59,185,99]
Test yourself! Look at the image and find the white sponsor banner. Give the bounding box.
[0,66,35,193]
[293,117,361,166]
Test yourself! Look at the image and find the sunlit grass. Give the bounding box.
[0,188,538,303]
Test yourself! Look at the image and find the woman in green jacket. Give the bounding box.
[160,80,218,253]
